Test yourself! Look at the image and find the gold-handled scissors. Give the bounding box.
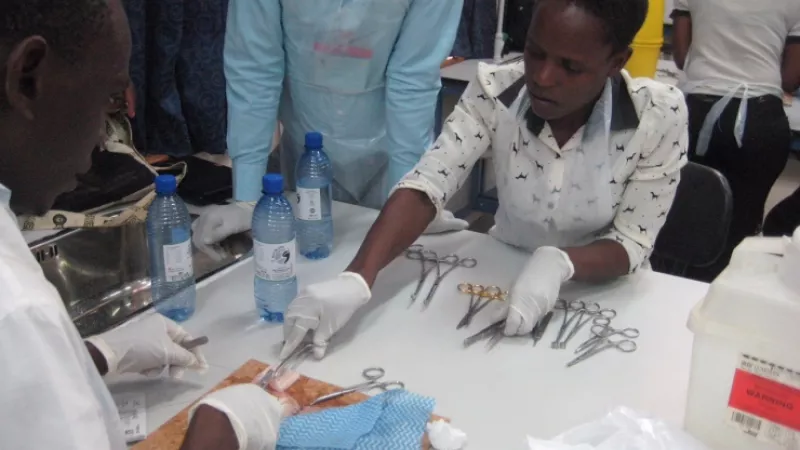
[457,284,505,329]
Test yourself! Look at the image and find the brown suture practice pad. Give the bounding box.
[134,359,446,450]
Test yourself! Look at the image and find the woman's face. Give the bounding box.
[523,0,631,121]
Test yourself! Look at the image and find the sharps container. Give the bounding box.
[684,228,800,449]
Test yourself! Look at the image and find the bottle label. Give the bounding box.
[163,239,194,282]
[726,353,800,447]
[296,188,322,221]
[254,239,296,281]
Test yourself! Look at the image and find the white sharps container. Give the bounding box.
[685,229,800,449]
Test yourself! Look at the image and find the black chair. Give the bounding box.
[651,162,733,276]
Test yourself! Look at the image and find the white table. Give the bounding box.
[108,201,709,449]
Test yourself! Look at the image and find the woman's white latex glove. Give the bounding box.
[423,210,469,234]
[494,246,575,336]
[189,384,287,450]
[192,202,255,261]
[280,272,372,360]
[86,315,208,378]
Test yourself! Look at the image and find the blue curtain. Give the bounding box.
[451,0,497,59]
[123,0,229,157]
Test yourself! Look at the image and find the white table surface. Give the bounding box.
[442,57,800,133]
[108,201,709,449]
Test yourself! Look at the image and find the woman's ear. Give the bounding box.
[608,47,633,76]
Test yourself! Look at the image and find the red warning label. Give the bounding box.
[729,368,800,432]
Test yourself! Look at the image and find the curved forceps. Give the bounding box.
[552,300,586,349]
[406,245,440,304]
[560,305,617,349]
[309,367,405,406]
[576,323,640,354]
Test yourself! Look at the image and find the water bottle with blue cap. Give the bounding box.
[253,173,298,322]
[146,174,196,322]
[295,131,333,259]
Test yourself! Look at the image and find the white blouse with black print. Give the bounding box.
[395,60,689,273]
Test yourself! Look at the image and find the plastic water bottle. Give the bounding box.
[295,131,333,259]
[253,174,298,322]
[146,175,196,322]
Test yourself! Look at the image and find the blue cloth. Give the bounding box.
[123,0,229,157]
[224,0,464,205]
[277,390,435,450]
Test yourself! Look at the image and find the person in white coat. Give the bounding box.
[0,1,284,448]
[281,0,690,359]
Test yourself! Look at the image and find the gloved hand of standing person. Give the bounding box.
[86,314,208,378]
[280,272,372,360]
[187,384,287,450]
[192,202,255,261]
[493,246,575,336]
[422,209,469,234]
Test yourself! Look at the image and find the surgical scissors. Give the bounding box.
[575,321,640,354]
[558,305,617,349]
[566,337,637,367]
[457,284,504,329]
[309,367,405,406]
[422,255,477,309]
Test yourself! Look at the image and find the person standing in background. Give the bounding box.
[193,0,468,260]
[672,0,800,280]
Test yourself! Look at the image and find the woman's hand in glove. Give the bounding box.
[494,247,575,336]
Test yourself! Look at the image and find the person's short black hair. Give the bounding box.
[0,0,109,63]
[539,0,649,53]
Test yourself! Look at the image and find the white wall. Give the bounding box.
[664,0,674,24]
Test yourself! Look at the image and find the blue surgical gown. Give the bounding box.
[224,0,463,208]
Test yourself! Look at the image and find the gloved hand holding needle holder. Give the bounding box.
[85,314,209,378]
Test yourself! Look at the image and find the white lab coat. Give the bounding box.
[0,185,125,449]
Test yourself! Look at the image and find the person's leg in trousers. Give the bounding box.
[687,95,790,281]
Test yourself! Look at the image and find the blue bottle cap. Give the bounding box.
[154,175,177,194]
[262,173,284,194]
[304,131,323,150]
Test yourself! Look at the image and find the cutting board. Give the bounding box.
[134,359,443,450]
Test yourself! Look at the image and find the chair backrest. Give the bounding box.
[651,162,733,276]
